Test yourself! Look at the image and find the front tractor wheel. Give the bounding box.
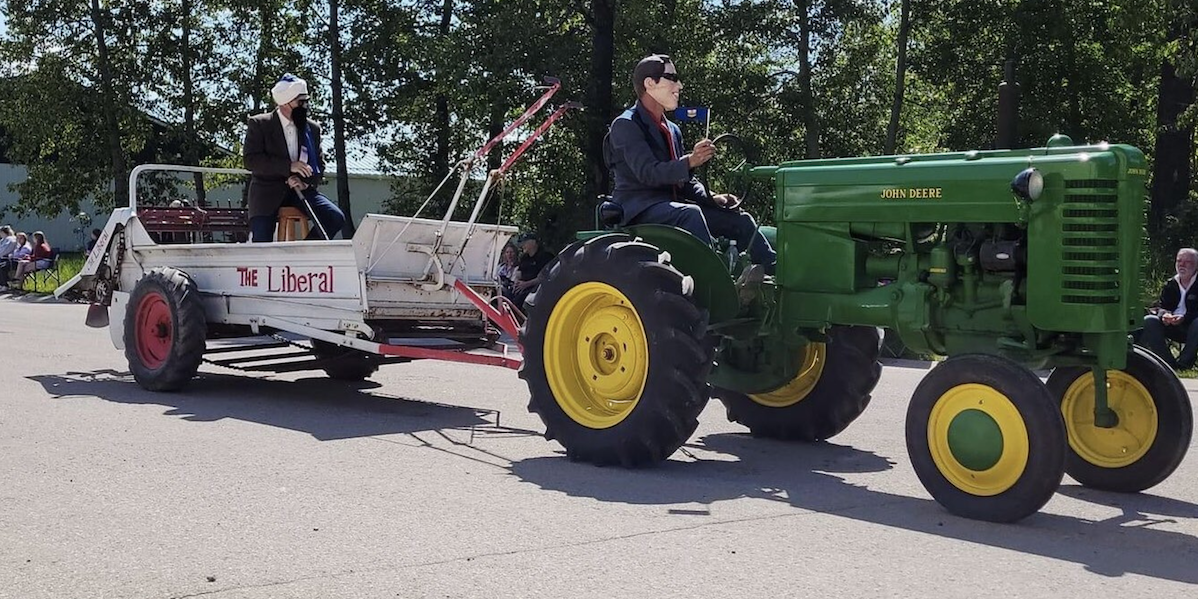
[124,267,207,392]
[1047,346,1193,492]
[715,326,882,440]
[520,234,711,467]
[906,354,1066,523]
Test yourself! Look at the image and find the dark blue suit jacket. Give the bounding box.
[605,102,709,224]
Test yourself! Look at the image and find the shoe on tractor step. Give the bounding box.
[736,264,765,305]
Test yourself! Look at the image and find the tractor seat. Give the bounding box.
[597,198,623,229]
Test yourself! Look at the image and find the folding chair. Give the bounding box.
[23,250,61,290]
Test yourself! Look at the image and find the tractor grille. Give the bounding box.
[1060,179,1121,305]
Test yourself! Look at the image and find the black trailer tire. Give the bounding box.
[124,267,207,392]
[906,353,1066,523]
[519,234,712,467]
[311,339,380,381]
[1047,345,1193,492]
[715,326,881,441]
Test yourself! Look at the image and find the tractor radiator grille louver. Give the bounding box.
[1060,178,1121,305]
[1065,179,1119,189]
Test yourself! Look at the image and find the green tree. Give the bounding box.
[912,0,1163,151]
[1149,0,1197,240]
[0,0,154,216]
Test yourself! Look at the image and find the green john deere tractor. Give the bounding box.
[518,135,1193,523]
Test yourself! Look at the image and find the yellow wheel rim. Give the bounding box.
[749,343,827,408]
[1060,371,1158,468]
[928,383,1030,496]
[543,282,648,429]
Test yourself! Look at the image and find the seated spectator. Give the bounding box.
[496,243,520,303]
[2,232,31,288]
[511,232,553,309]
[0,225,16,269]
[1137,247,1198,369]
[13,231,52,284]
[86,228,102,254]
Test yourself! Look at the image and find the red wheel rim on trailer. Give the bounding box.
[135,292,173,369]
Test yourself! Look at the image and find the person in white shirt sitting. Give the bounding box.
[0,225,17,264]
[1138,247,1198,369]
[2,231,31,288]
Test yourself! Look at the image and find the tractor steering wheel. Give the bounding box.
[700,133,753,212]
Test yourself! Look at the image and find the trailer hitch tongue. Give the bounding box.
[85,304,110,328]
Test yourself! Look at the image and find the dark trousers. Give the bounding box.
[1136,314,1198,369]
[250,188,346,243]
[503,284,536,312]
[633,201,777,274]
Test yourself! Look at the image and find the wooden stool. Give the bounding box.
[276,207,310,241]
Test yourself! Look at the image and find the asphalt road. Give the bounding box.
[2,294,1197,599]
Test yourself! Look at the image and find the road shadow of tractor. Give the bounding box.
[28,368,493,441]
[510,432,1198,584]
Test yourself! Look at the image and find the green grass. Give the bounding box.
[9,252,86,295]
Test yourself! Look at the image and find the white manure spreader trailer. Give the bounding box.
[58,83,576,391]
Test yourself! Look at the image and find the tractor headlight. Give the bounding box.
[1011,168,1043,202]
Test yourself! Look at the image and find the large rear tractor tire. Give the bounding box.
[1046,346,1193,492]
[312,339,380,381]
[906,354,1066,523]
[519,234,712,467]
[124,267,207,392]
[715,326,882,440]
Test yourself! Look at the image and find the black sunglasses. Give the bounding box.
[658,73,679,82]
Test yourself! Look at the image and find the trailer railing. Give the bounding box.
[127,164,252,212]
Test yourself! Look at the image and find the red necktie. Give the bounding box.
[657,120,679,202]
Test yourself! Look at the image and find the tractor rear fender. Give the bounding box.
[628,224,739,324]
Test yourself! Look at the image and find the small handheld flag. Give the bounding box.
[301,126,322,178]
[673,106,712,139]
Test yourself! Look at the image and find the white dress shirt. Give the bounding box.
[1176,274,1194,319]
[278,110,299,162]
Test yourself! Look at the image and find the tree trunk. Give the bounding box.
[329,0,354,237]
[584,0,616,222]
[797,0,820,158]
[1063,12,1083,141]
[884,0,909,155]
[481,102,506,223]
[1149,58,1196,236]
[89,0,129,207]
[429,0,453,212]
[180,0,207,206]
[244,5,273,208]
[251,4,272,114]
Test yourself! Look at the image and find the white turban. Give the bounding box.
[271,74,308,105]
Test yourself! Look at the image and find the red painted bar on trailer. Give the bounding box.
[377,343,521,370]
[452,279,523,344]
